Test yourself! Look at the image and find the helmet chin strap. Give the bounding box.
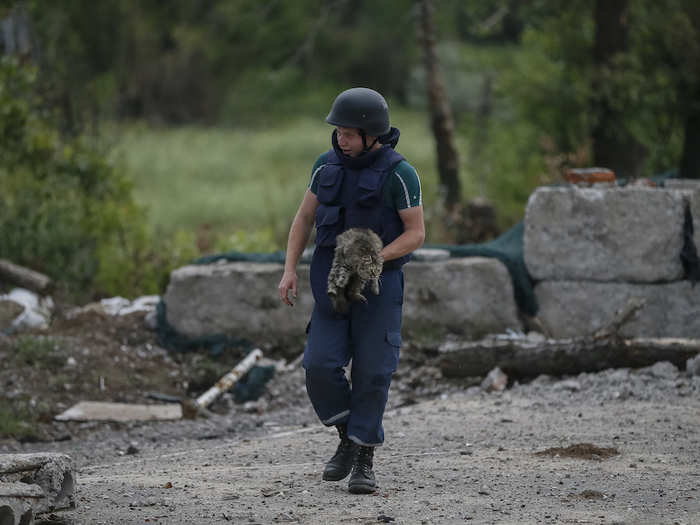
[360,130,379,152]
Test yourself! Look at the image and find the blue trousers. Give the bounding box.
[303,247,403,447]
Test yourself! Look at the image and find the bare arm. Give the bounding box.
[278,189,319,306]
[380,206,425,262]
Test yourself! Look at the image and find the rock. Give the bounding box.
[480,367,508,392]
[535,280,700,339]
[639,361,679,379]
[686,354,700,376]
[524,186,687,282]
[554,379,581,392]
[402,258,522,341]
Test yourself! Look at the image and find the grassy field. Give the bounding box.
[110,110,479,250]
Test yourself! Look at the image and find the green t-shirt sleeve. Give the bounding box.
[308,152,329,194]
[389,160,422,210]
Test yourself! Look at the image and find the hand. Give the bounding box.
[278,271,298,306]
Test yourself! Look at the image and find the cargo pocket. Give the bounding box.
[316,166,343,204]
[384,330,402,372]
[315,205,343,247]
[357,171,382,207]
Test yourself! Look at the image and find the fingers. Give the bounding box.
[278,275,298,307]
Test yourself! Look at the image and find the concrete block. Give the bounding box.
[524,186,687,282]
[402,257,522,340]
[0,453,75,518]
[163,262,314,353]
[535,280,700,338]
[164,257,522,349]
[664,179,700,253]
[0,481,44,525]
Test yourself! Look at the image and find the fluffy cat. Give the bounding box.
[327,228,384,314]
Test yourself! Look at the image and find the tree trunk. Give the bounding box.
[417,0,461,212]
[591,0,646,179]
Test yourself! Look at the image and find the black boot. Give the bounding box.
[348,445,377,494]
[322,424,359,481]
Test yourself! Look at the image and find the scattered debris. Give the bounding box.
[54,401,182,422]
[66,295,160,319]
[480,367,507,392]
[535,443,619,460]
[192,349,263,411]
[0,453,76,524]
[0,288,54,333]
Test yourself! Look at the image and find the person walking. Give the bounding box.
[278,87,424,494]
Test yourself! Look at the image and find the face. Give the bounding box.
[336,126,377,157]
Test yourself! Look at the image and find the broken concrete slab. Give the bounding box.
[0,481,44,525]
[54,402,182,423]
[402,257,522,341]
[0,453,75,515]
[524,186,687,282]
[535,280,700,339]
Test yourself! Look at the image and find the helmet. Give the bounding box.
[325,87,390,137]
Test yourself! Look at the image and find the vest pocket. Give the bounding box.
[315,205,343,246]
[356,171,382,207]
[316,166,343,204]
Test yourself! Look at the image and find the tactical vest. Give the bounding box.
[314,146,411,270]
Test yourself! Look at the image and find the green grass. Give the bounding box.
[108,100,545,252]
[109,110,481,248]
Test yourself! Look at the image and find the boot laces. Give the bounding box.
[355,446,374,475]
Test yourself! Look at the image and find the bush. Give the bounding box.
[0,57,198,300]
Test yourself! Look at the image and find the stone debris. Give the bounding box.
[686,354,700,376]
[0,288,54,333]
[54,401,182,422]
[0,481,44,525]
[639,361,679,380]
[0,453,76,524]
[66,295,160,319]
[480,367,507,392]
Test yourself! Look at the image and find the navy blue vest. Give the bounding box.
[314,146,411,270]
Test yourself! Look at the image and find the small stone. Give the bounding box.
[480,367,508,392]
[640,361,678,379]
[554,379,581,392]
[686,354,700,377]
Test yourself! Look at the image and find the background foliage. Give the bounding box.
[1,0,698,301]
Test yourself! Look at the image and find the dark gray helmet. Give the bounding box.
[325,87,390,136]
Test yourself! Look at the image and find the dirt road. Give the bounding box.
[54,373,699,525]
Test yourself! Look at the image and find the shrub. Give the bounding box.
[0,57,198,300]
